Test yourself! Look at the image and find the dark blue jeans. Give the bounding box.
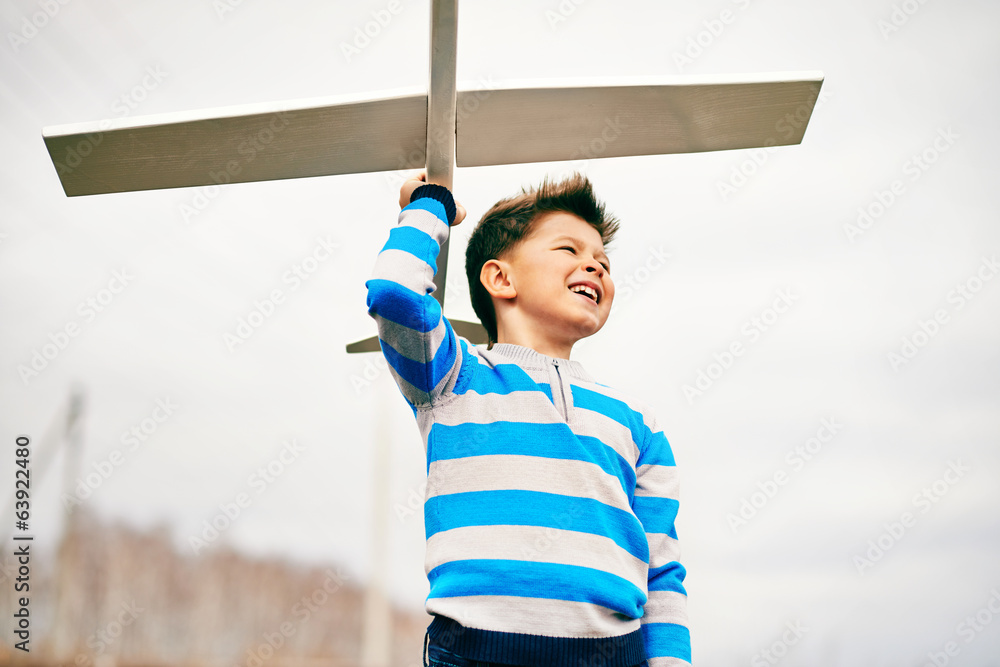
[423,632,650,667]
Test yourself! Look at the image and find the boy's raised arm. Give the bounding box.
[365,173,467,409]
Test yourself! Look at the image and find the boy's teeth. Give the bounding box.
[570,285,597,301]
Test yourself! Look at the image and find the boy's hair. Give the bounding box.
[464,173,620,345]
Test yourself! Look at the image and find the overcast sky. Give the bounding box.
[2,0,999,664]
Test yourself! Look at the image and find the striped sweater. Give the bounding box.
[366,189,691,667]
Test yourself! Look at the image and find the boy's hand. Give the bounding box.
[398,171,467,226]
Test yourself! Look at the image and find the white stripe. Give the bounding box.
[648,657,691,667]
[432,360,642,467]
[635,464,680,500]
[373,245,437,289]
[382,365,427,408]
[640,412,664,441]
[416,409,435,443]
[570,408,641,465]
[426,525,648,589]
[401,205,450,239]
[647,532,681,569]
[430,390,562,427]
[372,248,448,351]
[427,595,642,637]
[427,455,631,510]
[588,382,658,429]
[642,590,689,627]
[521,366,555,385]
[380,316,449,371]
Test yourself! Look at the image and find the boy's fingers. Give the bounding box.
[398,171,428,209]
[398,171,465,225]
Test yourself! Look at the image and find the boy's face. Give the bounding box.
[501,211,615,344]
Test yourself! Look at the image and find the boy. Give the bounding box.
[366,172,690,667]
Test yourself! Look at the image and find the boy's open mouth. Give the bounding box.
[568,282,600,304]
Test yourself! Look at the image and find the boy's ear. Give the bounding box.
[480,259,516,300]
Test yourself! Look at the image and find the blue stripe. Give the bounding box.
[639,432,676,467]
[379,320,457,394]
[648,561,687,594]
[381,225,439,275]
[404,197,448,223]
[426,422,636,497]
[572,386,650,444]
[572,388,678,468]
[447,347,550,398]
[428,421,575,463]
[640,623,691,662]
[457,361,554,397]
[366,279,441,333]
[427,559,646,618]
[425,490,648,562]
[583,434,638,503]
[632,496,679,538]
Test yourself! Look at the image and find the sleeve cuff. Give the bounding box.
[410,183,457,226]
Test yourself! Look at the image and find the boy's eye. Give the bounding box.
[559,246,610,272]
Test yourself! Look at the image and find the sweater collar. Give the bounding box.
[486,343,593,382]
